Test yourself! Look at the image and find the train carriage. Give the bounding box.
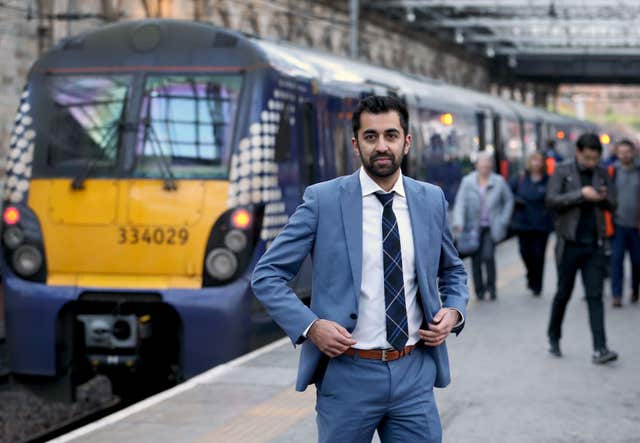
[1,19,598,400]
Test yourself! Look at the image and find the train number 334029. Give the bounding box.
[117,227,189,245]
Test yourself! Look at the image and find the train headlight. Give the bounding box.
[12,244,43,277]
[3,227,24,249]
[224,229,247,253]
[205,248,237,280]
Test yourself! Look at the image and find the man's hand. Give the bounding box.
[419,308,461,347]
[581,186,604,202]
[308,319,357,357]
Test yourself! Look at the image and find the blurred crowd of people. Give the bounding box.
[452,133,639,365]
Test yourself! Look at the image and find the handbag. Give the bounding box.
[456,226,480,256]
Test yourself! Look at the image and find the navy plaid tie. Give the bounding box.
[374,191,409,351]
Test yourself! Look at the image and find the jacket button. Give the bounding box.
[350,313,358,319]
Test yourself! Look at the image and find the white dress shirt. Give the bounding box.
[351,167,423,349]
[302,168,462,345]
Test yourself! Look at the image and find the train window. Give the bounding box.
[275,105,292,162]
[523,122,537,156]
[415,109,478,203]
[502,118,524,177]
[299,102,316,186]
[44,75,131,172]
[135,75,242,179]
[333,121,349,177]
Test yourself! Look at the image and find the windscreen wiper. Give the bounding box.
[71,91,127,190]
[143,120,178,191]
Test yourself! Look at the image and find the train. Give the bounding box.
[1,19,602,400]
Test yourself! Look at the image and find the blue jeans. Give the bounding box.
[610,225,640,299]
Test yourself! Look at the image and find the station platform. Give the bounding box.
[52,238,640,443]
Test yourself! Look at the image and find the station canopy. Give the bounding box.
[364,0,640,83]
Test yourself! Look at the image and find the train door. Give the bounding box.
[492,114,506,176]
[476,112,486,151]
[298,101,320,187]
[325,96,355,178]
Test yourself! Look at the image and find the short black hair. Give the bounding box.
[576,133,602,153]
[616,138,636,151]
[352,95,409,139]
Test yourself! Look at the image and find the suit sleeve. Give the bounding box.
[437,189,469,335]
[251,186,320,345]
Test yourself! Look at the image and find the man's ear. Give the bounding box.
[352,137,360,157]
[403,134,412,155]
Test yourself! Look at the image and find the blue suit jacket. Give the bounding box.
[251,171,469,391]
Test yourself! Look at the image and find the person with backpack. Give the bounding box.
[509,152,554,296]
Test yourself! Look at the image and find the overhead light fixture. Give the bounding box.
[486,46,496,58]
[508,55,517,68]
[455,29,464,44]
[406,8,416,23]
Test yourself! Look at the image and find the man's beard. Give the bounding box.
[360,147,405,178]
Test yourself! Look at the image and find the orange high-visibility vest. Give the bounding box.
[546,157,556,176]
[604,165,615,237]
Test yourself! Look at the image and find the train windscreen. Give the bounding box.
[40,74,242,180]
[134,75,242,179]
[44,75,131,174]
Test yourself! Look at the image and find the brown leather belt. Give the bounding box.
[343,345,416,362]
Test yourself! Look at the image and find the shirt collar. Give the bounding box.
[359,167,406,198]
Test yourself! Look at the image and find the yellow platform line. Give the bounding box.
[194,388,315,443]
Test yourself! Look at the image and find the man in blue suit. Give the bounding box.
[252,96,469,442]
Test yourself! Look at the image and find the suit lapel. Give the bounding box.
[404,177,429,283]
[340,171,363,303]
[404,177,439,318]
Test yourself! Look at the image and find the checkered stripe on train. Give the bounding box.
[228,87,298,243]
[4,87,34,205]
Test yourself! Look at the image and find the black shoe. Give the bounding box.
[489,291,496,300]
[476,291,485,301]
[532,291,542,297]
[592,348,618,365]
[548,338,562,357]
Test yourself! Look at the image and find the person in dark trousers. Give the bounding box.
[452,152,514,301]
[509,151,553,296]
[608,139,640,307]
[545,133,619,365]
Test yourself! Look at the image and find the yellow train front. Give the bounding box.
[1,21,309,399]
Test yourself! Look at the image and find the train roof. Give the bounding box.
[32,20,267,73]
[255,39,480,116]
[32,19,595,131]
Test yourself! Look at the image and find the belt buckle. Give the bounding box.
[381,349,389,362]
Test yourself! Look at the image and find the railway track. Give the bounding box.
[22,397,124,443]
[0,338,124,443]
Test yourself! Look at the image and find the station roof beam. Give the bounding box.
[363,0,640,84]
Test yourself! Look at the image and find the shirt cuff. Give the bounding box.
[302,319,317,338]
[449,308,464,328]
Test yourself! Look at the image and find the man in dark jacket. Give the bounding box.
[545,133,618,364]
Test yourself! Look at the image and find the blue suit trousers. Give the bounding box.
[315,346,441,443]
